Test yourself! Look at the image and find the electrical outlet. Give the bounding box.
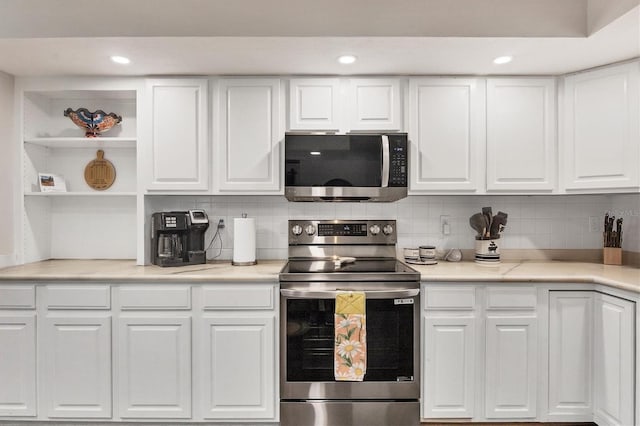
[217,219,225,229]
[588,216,601,233]
[440,215,451,235]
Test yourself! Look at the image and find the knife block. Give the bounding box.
[603,247,622,265]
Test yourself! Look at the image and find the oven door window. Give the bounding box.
[286,298,414,382]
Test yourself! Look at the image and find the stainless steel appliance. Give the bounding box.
[150,210,209,267]
[279,220,420,426]
[284,133,408,202]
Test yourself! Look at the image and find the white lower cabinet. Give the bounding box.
[423,316,476,418]
[199,315,276,419]
[0,313,36,417]
[41,313,112,418]
[548,291,594,420]
[594,293,635,426]
[117,315,191,419]
[485,315,537,418]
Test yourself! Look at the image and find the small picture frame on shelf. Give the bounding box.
[38,173,67,192]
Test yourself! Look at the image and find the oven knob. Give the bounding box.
[291,225,303,235]
[383,224,394,235]
[305,224,316,235]
[369,224,381,235]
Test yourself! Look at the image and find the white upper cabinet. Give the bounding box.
[145,79,209,191]
[289,78,341,131]
[347,78,402,131]
[214,78,282,193]
[409,77,485,192]
[486,78,556,192]
[561,62,640,191]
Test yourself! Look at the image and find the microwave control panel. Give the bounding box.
[388,135,407,187]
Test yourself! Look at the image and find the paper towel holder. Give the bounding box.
[232,213,258,266]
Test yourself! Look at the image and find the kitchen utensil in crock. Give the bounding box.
[469,213,486,237]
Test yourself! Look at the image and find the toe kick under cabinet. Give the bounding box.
[421,283,637,425]
[0,282,278,423]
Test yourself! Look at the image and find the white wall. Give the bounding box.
[0,71,15,267]
[146,194,637,261]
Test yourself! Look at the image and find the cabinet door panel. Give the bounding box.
[349,78,401,131]
[409,78,484,191]
[562,62,639,190]
[217,79,281,192]
[289,78,340,130]
[548,292,593,420]
[43,314,111,418]
[147,79,208,191]
[594,293,635,426]
[487,78,555,191]
[423,316,475,418]
[118,316,191,418]
[0,314,36,416]
[200,315,276,420]
[485,316,537,418]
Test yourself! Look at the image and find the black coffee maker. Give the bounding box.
[151,210,209,267]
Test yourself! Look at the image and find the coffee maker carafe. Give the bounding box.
[151,210,209,267]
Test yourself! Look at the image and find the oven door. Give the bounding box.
[280,286,420,400]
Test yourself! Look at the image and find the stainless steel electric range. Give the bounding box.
[279,220,420,426]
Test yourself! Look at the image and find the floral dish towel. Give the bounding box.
[335,291,366,381]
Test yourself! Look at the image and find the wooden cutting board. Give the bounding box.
[84,149,116,190]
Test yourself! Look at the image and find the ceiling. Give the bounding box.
[0,0,638,77]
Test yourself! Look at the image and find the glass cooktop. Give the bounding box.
[280,258,419,282]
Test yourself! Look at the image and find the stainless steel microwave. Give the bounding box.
[284,133,408,202]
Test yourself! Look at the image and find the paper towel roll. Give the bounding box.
[232,216,257,265]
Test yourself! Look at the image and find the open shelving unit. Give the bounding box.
[19,81,142,263]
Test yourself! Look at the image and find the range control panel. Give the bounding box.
[289,220,396,245]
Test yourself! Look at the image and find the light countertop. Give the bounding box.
[0,259,638,293]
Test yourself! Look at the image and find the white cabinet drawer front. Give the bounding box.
[424,287,475,310]
[486,287,537,310]
[119,286,191,310]
[0,285,35,309]
[202,285,274,310]
[45,285,110,309]
[0,314,36,416]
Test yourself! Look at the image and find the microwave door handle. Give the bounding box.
[381,135,390,187]
[280,288,419,299]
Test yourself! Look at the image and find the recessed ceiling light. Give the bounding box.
[493,56,513,65]
[110,56,131,65]
[310,151,321,156]
[337,55,357,65]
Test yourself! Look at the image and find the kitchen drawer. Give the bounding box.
[45,285,110,309]
[486,286,537,310]
[424,286,476,310]
[0,285,35,309]
[119,286,191,310]
[202,285,274,310]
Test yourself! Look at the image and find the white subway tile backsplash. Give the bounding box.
[145,193,640,259]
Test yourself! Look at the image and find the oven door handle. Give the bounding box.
[280,288,419,299]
